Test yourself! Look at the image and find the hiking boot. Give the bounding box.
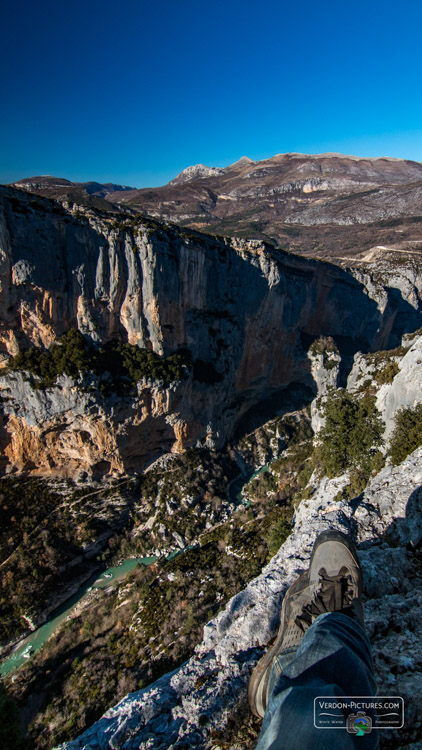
[296,529,364,633]
[248,570,310,718]
[248,531,365,720]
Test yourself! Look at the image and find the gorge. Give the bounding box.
[0,183,420,478]
[1,155,422,750]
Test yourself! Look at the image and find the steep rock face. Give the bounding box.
[59,447,422,750]
[346,334,422,442]
[378,337,422,438]
[0,372,214,477]
[307,341,341,433]
[1,185,421,476]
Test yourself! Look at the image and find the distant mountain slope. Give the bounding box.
[11,153,422,261]
[12,175,136,208]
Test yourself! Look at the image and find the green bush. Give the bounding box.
[375,361,399,385]
[10,330,192,390]
[298,460,314,487]
[389,403,422,465]
[316,391,383,478]
[309,336,339,358]
[323,356,338,370]
[266,516,291,558]
[309,336,340,371]
[11,329,94,386]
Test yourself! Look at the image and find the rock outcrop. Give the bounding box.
[59,446,422,749]
[1,185,421,476]
[0,372,192,477]
[347,332,422,443]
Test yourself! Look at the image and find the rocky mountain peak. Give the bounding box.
[228,155,255,167]
[168,163,225,184]
[12,152,422,265]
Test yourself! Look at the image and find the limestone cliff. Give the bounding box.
[1,185,421,477]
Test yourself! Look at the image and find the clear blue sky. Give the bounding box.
[2,0,422,187]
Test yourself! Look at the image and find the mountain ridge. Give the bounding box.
[11,151,422,263]
[1,183,421,481]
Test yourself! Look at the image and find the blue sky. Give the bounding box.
[1,0,422,187]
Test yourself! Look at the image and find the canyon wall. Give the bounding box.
[1,185,421,476]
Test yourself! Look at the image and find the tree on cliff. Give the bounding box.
[316,391,383,478]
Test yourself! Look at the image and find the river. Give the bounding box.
[0,556,157,677]
[229,463,269,504]
[1,465,268,678]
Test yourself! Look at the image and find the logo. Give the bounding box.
[314,696,404,731]
[347,711,372,736]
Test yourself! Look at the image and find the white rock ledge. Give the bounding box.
[59,447,422,749]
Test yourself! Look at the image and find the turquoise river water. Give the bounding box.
[0,556,157,677]
[1,464,269,678]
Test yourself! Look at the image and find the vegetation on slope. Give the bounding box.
[315,391,384,481]
[0,449,243,645]
[115,448,239,559]
[10,329,192,390]
[9,490,293,749]
[0,476,137,643]
[389,403,422,465]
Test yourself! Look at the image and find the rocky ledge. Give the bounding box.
[60,446,422,750]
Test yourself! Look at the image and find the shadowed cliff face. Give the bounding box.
[0,185,421,476]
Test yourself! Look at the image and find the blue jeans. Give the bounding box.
[255,612,379,750]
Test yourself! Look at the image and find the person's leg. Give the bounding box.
[249,530,379,750]
[256,612,378,750]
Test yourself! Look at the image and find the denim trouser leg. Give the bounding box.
[255,612,379,750]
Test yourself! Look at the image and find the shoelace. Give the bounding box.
[295,566,354,632]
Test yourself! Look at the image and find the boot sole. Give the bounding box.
[248,570,308,718]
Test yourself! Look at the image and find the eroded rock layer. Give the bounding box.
[0,185,421,476]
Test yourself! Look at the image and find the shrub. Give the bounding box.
[309,336,339,357]
[266,516,291,558]
[316,391,383,478]
[11,329,94,386]
[389,404,422,465]
[298,460,313,487]
[323,356,338,370]
[10,330,192,390]
[375,361,399,385]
